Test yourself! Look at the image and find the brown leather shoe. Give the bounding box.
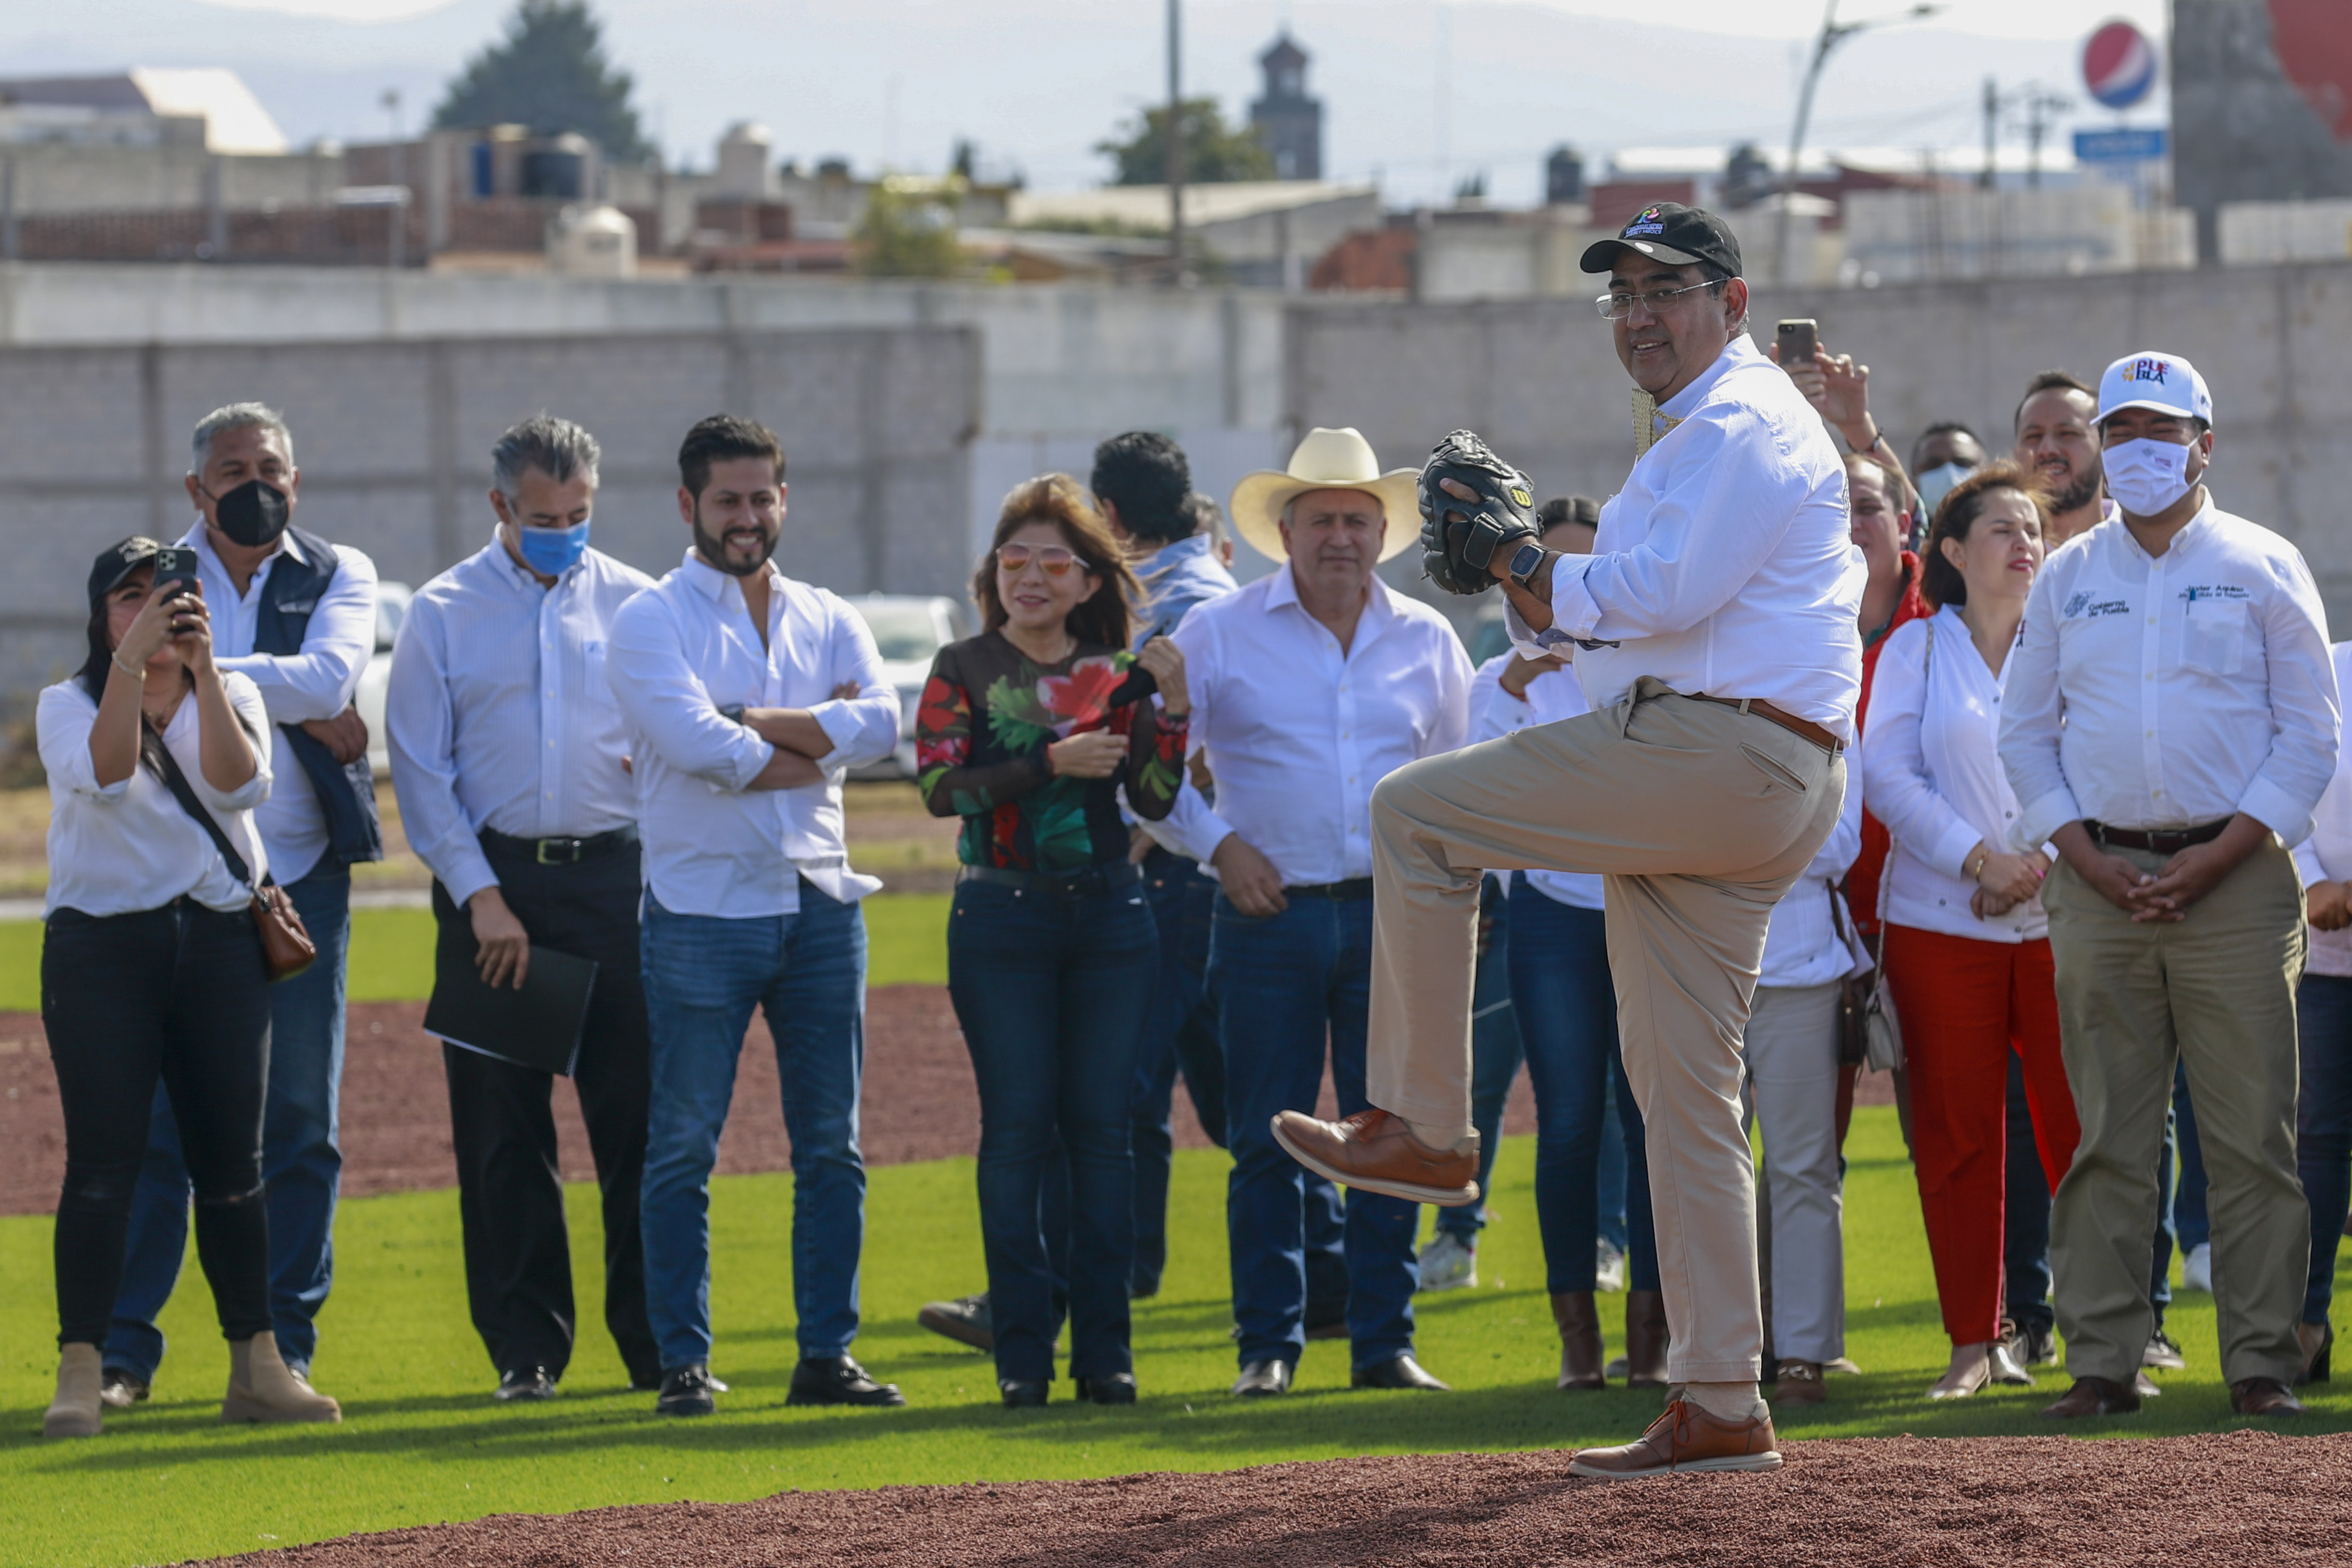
[2041,1376,2140,1418]
[1270,1109,1479,1206]
[1568,1399,1781,1479]
[2231,1377,2306,1416]
[1622,1289,1671,1387]
[1552,1293,1605,1391]
[1773,1359,1826,1406]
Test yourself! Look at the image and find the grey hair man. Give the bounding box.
[100,401,384,1407]
[387,412,664,1401]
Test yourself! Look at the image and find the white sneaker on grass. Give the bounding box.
[2181,1242,2212,1293]
[1417,1232,1478,1292]
[1595,1239,1628,1294]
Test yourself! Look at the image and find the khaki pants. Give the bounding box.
[1367,677,1845,1382]
[2044,835,2308,1387]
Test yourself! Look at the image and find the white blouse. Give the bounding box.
[1468,652,1604,911]
[38,673,273,918]
[1861,607,2046,944]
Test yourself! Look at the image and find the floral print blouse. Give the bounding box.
[916,631,1187,871]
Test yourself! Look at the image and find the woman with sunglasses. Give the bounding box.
[918,475,1190,1407]
[37,539,341,1436]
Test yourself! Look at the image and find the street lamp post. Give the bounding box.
[1773,1,1940,285]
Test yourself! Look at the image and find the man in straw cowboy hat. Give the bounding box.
[1272,204,1864,1475]
[1151,426,1473,1397]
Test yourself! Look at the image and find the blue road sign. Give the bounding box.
[2073,127,2167,163]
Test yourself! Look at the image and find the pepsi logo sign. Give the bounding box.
[2082,20,2159,111]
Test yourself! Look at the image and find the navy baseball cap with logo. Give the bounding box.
[1580,202,1744,277]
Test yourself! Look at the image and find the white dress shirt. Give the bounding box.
[1863,608,2049,943]
[39,672,273,917]
[607,551,899,919]
[386,538,656,909]
[2293,642,2352,978]
[1159,567,1472,884]
[180,523,377,884]
[1510,333,1865,739]
[2000,500,2339,852]
[1470,651,1605,911]
[1758,763,1868,989]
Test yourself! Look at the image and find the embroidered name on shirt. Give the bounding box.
[2180,585,2251,602]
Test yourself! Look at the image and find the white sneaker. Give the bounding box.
[1417,1232,1478,1292]
[1595,1239,1628,1294]
[2181,1242,2212,1293]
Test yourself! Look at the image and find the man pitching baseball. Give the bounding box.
[1273,203,1863,1478]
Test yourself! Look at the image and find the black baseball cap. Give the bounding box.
[1580,202,1743,277]
[87,537,163,606]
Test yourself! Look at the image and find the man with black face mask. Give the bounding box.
[99,403,383,1410]
[606,414,906,1418]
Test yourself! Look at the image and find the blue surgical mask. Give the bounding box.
[515,519,591,576]
[1914,461,1972,522]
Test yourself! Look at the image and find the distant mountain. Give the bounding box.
[0,1,2116,207]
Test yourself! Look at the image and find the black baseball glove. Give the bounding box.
[1417,429,1539,596]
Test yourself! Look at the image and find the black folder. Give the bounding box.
[423,941,600,1078]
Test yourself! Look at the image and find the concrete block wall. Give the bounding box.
[0,324,977,711]
[1286,260,2352,636]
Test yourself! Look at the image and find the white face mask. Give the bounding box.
[2102,437,2195,517]
[1914,461,1971,521]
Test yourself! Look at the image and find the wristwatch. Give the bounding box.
[1506,542,1552,592]
[718,703,748,725]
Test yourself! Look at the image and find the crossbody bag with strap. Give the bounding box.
[147,722,317,983]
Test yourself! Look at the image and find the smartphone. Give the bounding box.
[1776,318,1819,367]
[151,547,201,603]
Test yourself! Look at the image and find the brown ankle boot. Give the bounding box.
[1552,1292,1605,1390]
[44,1343,103,1439]
[1623,1289,1671,1388]
[223,1332,341,1425]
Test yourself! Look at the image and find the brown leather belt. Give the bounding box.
[2086,819,2230,855]
[1686,694,1844,754]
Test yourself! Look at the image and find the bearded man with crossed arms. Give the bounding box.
[1275,204,1861,1478]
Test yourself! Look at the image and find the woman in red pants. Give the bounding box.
[1861,462,2080,1400]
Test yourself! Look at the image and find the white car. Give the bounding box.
[355,581,414,778]
[846,593,971,779]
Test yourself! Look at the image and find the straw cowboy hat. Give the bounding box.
[1228,427,1420,564]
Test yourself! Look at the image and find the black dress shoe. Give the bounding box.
[1231,1358,1292,1397]
[1000,1379,1049,1407]
[1351,1353,1451,1391]
[787,1355,906,1408]
[1076,1372,1138,1405]
[656,1363,716,1417]
[495,1366,558,1402]
[918,1293,995,1353]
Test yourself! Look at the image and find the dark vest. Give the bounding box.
[251,526,384,868]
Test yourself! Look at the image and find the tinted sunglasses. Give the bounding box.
[996,542,1090,577]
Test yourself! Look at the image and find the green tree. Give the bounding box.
[855,180,964,278]
[1096,98,1275,186]
[432,0,651,161]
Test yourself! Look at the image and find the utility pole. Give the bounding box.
[1775,1,1941,285]
[383,88,406,269]
[1167,0,1187,285]
[2020,84,2070,189]
[1980,76,2001,190]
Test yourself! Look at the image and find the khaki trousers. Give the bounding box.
[1367,677,1845,1382]
[2044,835,2308,1387]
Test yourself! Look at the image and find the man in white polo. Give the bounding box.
[2001,351,2338,1420]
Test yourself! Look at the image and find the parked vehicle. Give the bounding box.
[355,581,414,779]
[846,593,971,780]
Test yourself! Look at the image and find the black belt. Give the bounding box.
[2086,819,2230,855]
[1285,878,1374,900]
[481,824,641,866]
[959,861,1144,897]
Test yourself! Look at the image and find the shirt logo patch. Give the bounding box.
[1624,205,1666,237]
[2063,591,2129,620]
[2121,358,2170,385]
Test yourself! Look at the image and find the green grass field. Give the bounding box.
[1,898,2347,1566]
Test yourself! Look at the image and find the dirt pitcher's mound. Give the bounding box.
[207,1431,2352,1567]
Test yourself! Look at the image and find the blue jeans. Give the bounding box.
[2173,1063,2211,1253]
[1214,891,1417,1370]
[949,874,1155,1383]
[2003,1051,2055,1334]
[1128,851,1226,1292]
[2299,973,2352,1324]
[1506,877,1660,1296]
[107,864,350,1378]
[1438,876,1522,1245]
[638,882,867,1369]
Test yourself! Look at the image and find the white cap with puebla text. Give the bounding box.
[2097,350,2213,426]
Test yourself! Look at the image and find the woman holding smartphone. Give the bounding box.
[36,538,340,1436]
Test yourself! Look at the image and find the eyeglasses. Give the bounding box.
[1594,280,1725,320]
[996,542,1089,577]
